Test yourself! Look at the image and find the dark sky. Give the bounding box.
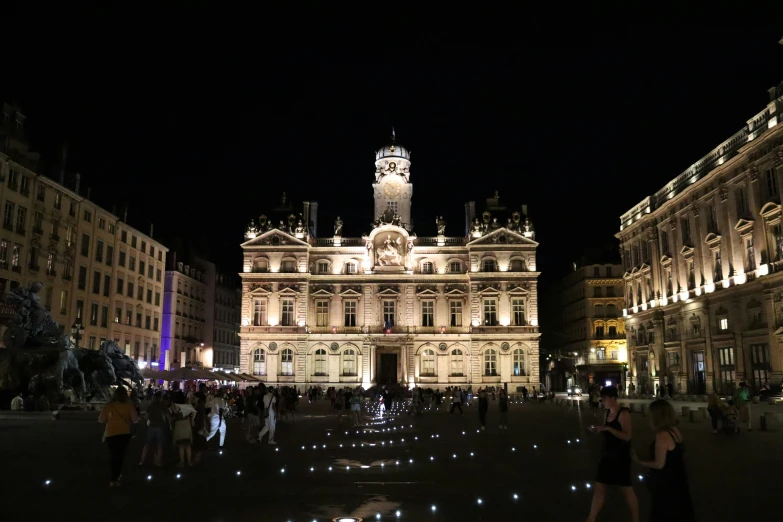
[3,17,782,328]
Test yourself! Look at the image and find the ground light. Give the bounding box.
[147,475,152,481]
[431,505,437,512]
[43,480,51,486]
[513,493,518,500]
[571,485,577,491]
[396,511,401,517]
[477,498,483,505]
[176,474,181,479]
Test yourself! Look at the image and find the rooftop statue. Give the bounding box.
[436,216,447,236]
[334,216,344,236]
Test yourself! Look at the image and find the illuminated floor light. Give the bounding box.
[576,438,580,443]
[452,454,457,458]
[477,498,483,505]
[275,448,279,452]
[395,461,400,465]
[310,467,314,472]
[328,467,333,471]
[533,445,537,449]
[176,474,181,479]
[340,444,343,448]
[409,459,413,463]
[571,485,577,491]
[513,493,518,500]
[236,471,241,476]
[346,466,350,470]
[638,475,644,481]
[322,444,326,448]
[512,447,516,452]
[430,456,434,461]
[470,452,474,457]
[431,505,437,512]
[567,440,571,444]
[147,475,152,481]
[302,446,306,450]
[585,483,591,489]
[401,438,405,442]
[361,465,370,469]
[43,480,51,486]
[280,468,285,474]
[396,510,401,517]
[219,450,223,455]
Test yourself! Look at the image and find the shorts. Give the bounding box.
[146,426,165,444]
[351,404,361,411]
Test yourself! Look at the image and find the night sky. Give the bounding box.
[3,18,782,339]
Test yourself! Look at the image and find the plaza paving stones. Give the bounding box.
[0,399,780,521]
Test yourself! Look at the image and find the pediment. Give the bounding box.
[310,288,334,298]
[248,283,273,295]
[378,285,401,296]
[241,228,309,248]
[278,286,300,296]
[477,283,501,295]
[507,284,530,295]
[660,255,672,266]
[467,227,538,247]
[760,202,781,220]
[339,287,363,297]
[734,219,754,235]
[444,286,467,299]
[704,233,722,248]
[679,245,694,257]
[415,287,439,298]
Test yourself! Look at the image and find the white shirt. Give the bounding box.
[209,396,227,414]
[263,393,277,413]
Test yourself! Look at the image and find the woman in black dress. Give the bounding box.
[586,385,640,522]
[633,400,695,521]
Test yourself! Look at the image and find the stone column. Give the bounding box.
[652,312,666,394]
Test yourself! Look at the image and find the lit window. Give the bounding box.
[280,348,294,375]
[719,317,728,331]
[512,349,525,376]
[421,300,434,327]
[252,349,266,375]
[316,301,329,327]
[342,349,356,375]
[313,348,327,375]
[450,349,463,375]
[484,349,497,376]
[281,299,295,326]
[421,349,436,376]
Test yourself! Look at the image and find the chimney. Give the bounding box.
[87,187,91,200]
[464,201,476,236]
[150,223,154,238]
[123,204,128,223]
[59,144,67,185]
[75,173,81,194]
[521,204,528,216]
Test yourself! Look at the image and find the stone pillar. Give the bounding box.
[652,312,666,394]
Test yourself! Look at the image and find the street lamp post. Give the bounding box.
[70,322,85,350]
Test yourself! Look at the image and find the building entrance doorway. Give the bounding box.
[691,350,706,394]
[377,353,398,385]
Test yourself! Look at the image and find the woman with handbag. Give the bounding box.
[99,385,140,487]
[633,399,695,521]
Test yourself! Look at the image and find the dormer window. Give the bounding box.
[317,261,329,274]
[281,259,296,273]
[449,261,461,273]
[482,259,496,272]
[510,259,525,272]
[254,258,268,273]
[422,261,433,274]
[345,262,357,274]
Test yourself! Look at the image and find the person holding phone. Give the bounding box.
[585,385,639,522]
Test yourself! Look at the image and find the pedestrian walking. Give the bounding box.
[350,387,363,426]
[206,390,227,450]
[258,387,278,444]
[449,388,463,415]
[706,392,725,434]
[498,388,509,430]
[478,390,488,430]
[735,382,752,431]
[585,385,639,522]
[99,385,139,487]
[633,399,695,521]
[139,392,170,467]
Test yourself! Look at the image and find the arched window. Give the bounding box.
[342,349,356,375]
[484,349,497,376]
[482,259,496,272]
[421,349,436,376]
[451,349,464,375]
[513,349,526,376]
[510,259,526,271]
[421,261,433,274]
[252,348,266,376]
[254,258,268,272]
[280,348,294,375]
[313,348,327,375]
[345,261,358,274]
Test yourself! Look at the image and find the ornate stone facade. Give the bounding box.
[239,134,541,390]
[618,80,783,395]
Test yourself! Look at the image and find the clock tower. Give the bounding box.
[373,129,413,227]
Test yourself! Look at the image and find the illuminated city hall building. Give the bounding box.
[618,81,783,395]
[239,134,540,390]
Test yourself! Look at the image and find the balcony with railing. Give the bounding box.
[242,325,307,334]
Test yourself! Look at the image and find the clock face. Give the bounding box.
[388,162,396,171]
[384,179,402,198]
